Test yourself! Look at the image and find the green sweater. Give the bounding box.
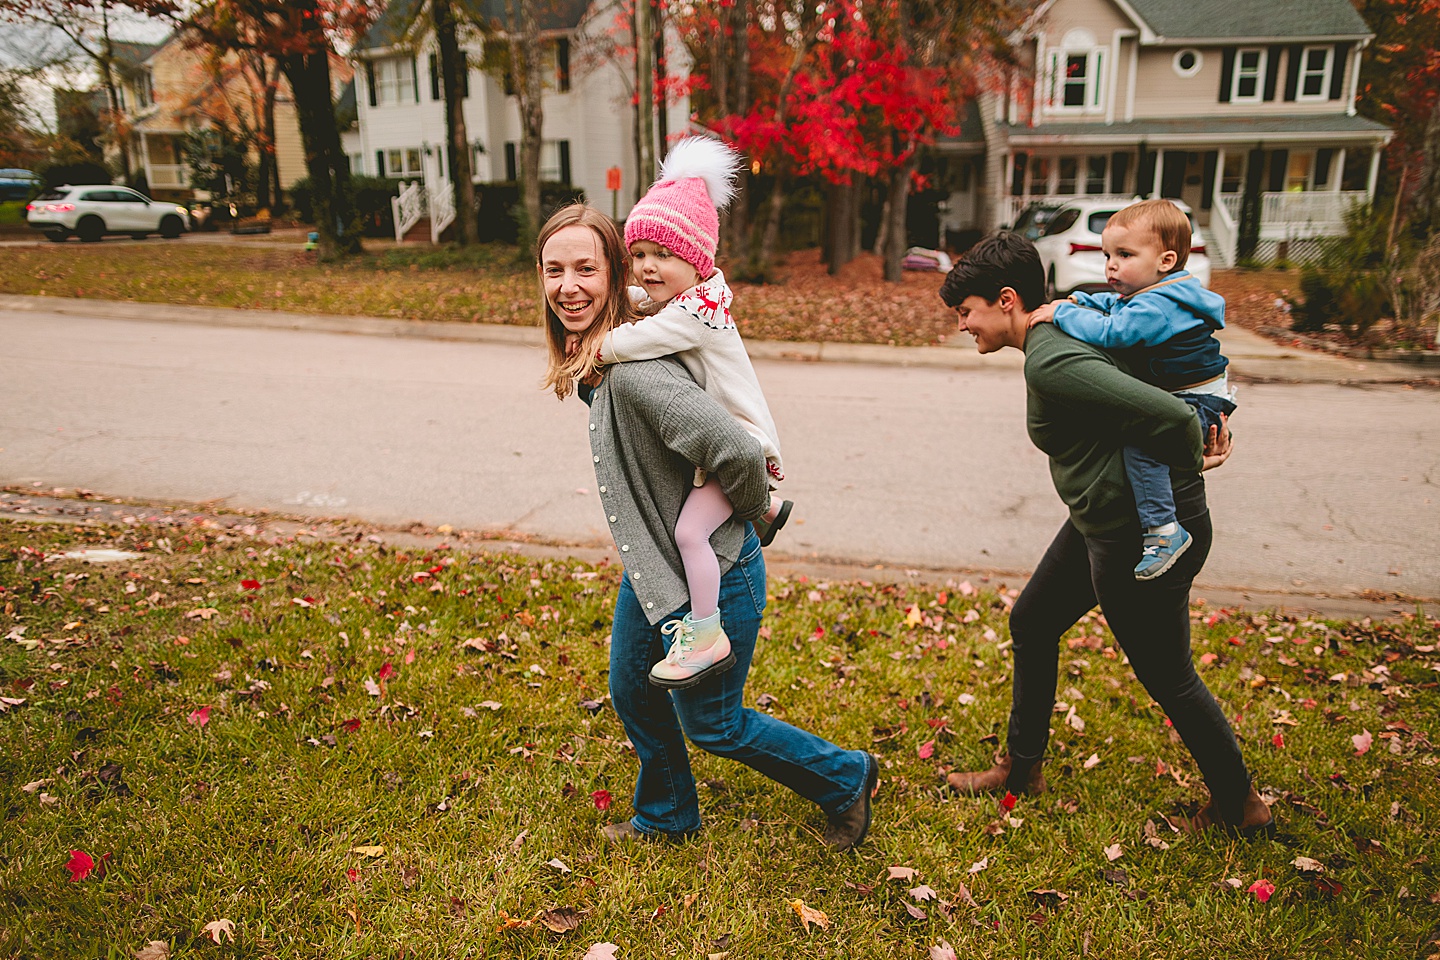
[1023,324,1204,536]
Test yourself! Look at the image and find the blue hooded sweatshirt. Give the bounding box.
[1053,271,1227,391]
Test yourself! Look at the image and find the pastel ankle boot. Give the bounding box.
[648,611,735,689]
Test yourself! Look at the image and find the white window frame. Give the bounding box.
[1297,45,1333,101]
[1231,47,1267,103]
[373,56,417,106]
[385,147,424,179]
[1046,46,1107,115]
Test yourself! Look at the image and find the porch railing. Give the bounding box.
[1219,191,1368,239]
[1208,195,1238,268]
[147,164,188,188]
[391,180,425,242]
[429,180,455,243]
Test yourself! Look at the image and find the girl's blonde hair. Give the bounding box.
[537,203,636,399]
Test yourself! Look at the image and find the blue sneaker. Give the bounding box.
[1135,525,1193,581]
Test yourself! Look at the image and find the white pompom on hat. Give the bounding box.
[623,136,742,278]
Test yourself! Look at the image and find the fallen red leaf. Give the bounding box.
[1000,791,1017,812]
[346,868,359,883]
[1272,733,1285,748]
[591,789,612,811]
[341,718,362,733]
[918,739,935,760]
[188,705,210,728]
[1249,879,1276,902]
[240,579,261,590]
[65,849,94,882]
[378,662,395,681]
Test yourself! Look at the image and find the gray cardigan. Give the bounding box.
[586,357,771,625]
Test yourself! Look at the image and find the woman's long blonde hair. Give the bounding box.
[538,203,636,399]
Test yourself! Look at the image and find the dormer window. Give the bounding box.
[1297,45,1333,101]
[1230,47,1267,103]
[1045,29,1105,114]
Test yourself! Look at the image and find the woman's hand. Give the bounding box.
[1201,414,1233,471]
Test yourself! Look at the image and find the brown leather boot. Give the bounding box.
[945,752,1047,796]
[1184,786,1275,839]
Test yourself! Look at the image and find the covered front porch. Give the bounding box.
[996,114,1392,266]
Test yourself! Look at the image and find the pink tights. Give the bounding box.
[673,477,734,620]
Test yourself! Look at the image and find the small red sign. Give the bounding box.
[606,166,622,191]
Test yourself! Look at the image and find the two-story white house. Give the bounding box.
[348,0,691,231]
[940,0,1392,265]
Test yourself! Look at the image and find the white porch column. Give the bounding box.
[1152,149,1163,197]
[1332,148,1346,192]
[1213,148,1226,207]
[1366,147,1381,200]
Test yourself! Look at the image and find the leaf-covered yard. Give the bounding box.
[2,517,1437,958]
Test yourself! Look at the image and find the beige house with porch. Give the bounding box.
[107,32,350,203]
[939,0,1392,265]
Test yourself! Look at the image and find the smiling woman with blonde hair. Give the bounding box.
[535,201,878,849]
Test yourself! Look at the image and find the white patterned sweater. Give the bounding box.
[597,269,783,479]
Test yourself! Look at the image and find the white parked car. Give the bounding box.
[26,184,190,243]
[1032,196,1212,298]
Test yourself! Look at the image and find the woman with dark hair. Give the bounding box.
[537,203,877,847]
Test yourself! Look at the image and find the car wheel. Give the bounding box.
[45,231,67,243]
[159,215,183,240]
[76,216,105,243]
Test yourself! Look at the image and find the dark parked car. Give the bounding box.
[0,169,40,201]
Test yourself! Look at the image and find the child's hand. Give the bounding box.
[564,332,581,359]
[1027,302,1056,328]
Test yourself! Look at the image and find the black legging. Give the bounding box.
[1005,507,1253,822]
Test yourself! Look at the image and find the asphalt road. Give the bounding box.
[2,302,1437,605]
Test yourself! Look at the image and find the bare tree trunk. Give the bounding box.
[757,171,786,270]
[718,0,750,264]
[1408,96,1440,240]
[434,0,477,244]
[507,0,544,249]
[882,152,917,282]
[824,181,859,275]
[264,76,281,210]
[97,3,131,182]
[634,0,655,189]
[282,27,361,260]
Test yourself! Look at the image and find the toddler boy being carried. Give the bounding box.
[1029,198,1235,580]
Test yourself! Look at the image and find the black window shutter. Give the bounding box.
[505,142,517,182]
[411,57,420,103]
[376,150,385,176]
[1201,150,1218,210]
[504,66,515,96]
[1283,44,1302,101]
[1110,151,1130,193]
[461,50,470,98]
[429,53,440,101]
[1219,47,1235,102]
[1010,152,1027,196]
[1263,46,1281,101]
[558,38,571,92]
[1267,150,1288,192]
[1136,148,1156,198]
[366,61,378,107]
[1315,148,1334,186]
[1329,43,1348,99]
[559,140,571,185]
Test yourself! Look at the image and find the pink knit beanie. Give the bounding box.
[624,137,741,278]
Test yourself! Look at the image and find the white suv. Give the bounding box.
[1032,196,1212,298]
[27,184,191,243]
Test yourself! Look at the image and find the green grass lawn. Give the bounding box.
[2,519,1436,958]
[0,241,962,346]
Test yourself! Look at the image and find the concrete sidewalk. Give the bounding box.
[1,292,1433,384]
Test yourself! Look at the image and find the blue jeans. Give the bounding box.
[609,529,870,836]
[1124,393,1237,530]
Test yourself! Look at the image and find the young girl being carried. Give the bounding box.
[590,136,791,690]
